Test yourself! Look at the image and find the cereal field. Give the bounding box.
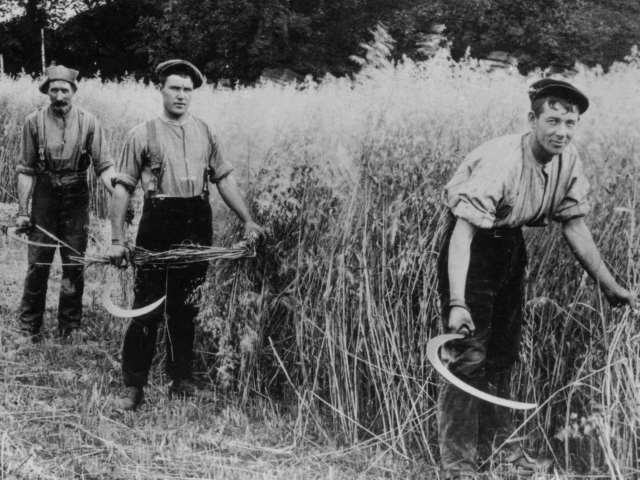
[1,48,639,478]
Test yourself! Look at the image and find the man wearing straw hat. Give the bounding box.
[108,59,263,410]
[437,79,635,479]
[15,65,116,343]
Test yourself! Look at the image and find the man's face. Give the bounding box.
[161,74,194,118]
[529,100,580,158]
[47,80,75,114]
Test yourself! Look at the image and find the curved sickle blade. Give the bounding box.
[7,227,59,248]
[427,333,538,410]
[103,290,166,318]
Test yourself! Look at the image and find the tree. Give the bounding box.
[3,0,640,80]
[50,0,159,79]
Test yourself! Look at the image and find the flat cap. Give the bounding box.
[39,65,79,94]
[155,59,205,89]
[528,78,589,114]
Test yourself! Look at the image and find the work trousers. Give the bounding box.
[436,216,527,471]
[19,175,89,335]
[122,196,212,387]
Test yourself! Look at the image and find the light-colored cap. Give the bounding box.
[39,65,79,94]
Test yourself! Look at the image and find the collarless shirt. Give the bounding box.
[117,114,233,198]
[445,132,590,229]
[17,105,113,176]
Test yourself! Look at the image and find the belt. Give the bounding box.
[478,226,521,239]
[37,171,86,188]
[146,195,209,203]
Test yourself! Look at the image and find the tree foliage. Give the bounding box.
[1,0,639,81]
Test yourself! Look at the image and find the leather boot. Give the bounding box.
[16,329,42,345]
[440,468,477,480]
[504,446,553,474]
[168,378,198,398]
[116,386,144,411]
[59,328,87,345]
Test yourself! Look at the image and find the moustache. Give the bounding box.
[53,101,68,107]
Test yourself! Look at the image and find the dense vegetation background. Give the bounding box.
[1,44,640,477]
[1,0,640,82]
[1,2,640,478]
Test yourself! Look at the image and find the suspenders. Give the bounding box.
[144,118,213,199]
[34,107,94,175]
[145,119,163,197]
[36,108,47,173]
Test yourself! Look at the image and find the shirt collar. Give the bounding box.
[159,112,192,127]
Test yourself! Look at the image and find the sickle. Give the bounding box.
[6,226,82,254]
[103,289,166,318]
[6,227,59,248]
[427,333,538,410]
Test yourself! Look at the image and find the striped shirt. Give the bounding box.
[17,105,113,176]
[445,133,590,228]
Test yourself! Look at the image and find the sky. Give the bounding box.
[0,1,86,26]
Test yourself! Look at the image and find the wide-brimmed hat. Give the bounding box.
[39,65,79,94]
[155,59,205,89]
[528,78,589,114]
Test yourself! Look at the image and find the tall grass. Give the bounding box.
[1,49,639,476]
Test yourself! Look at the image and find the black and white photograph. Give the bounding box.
[0,1,639,479]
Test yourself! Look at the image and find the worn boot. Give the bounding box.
[58,327,86,345]
[16,329,42,345]
[168,378,198,399]
[440,468,478,480]
[116,386,144,411]
[504,446,553,474]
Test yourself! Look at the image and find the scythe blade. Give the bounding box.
[103,290,166,318]
[427,333,538,410]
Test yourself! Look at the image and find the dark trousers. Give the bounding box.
[19,175,89,335]
[122,196,212,387]
[436,216,527,471]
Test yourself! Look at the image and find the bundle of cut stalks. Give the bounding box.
[71,242,255,267]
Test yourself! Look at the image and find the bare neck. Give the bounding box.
[529,133,554,164]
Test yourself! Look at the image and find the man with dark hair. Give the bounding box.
[108,59,263,410]
[16,65,116,342]
[437,78,635,479]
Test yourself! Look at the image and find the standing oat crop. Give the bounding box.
[15,65,116,343]
[108,59,263,411]
[436,78,636,479]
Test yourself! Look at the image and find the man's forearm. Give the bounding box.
[216,174,253,223]
[17,173,35,215]
[448,218,476,303]
[110,185,131,243]
[562,217,622,295]
[99,166,116,194]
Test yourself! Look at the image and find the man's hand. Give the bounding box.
[448,306,475,336]
[108,244,131,268]
[604,286,636,308]
[244,221,265,242]
[563,218,636,310]
[15,215,31,232]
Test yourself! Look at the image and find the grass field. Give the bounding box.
[1,45,640,479]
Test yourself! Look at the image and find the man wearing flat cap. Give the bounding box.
[108,59,263,410]
[436,79,635,479]
[15,65,116,342]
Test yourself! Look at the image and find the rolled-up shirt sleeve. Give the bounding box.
[552,156,590,222]
[89,118,114,176]
[115,128,144,192]
[16,117,37,175]
[208,127,233,183]
[445,152,508,229]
